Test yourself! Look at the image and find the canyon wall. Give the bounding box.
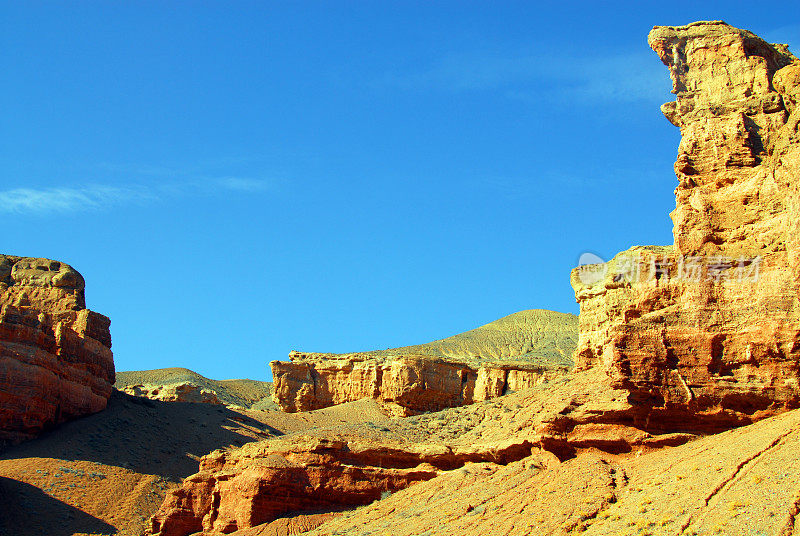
[0,255,114,444]
[272,352,567,415]
[150,369,679,536]
[150,21,800,536]
[572,21,800,431]
[271,309,577,414]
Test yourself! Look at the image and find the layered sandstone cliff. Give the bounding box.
[0,255,114,444]
[149,21,800,536]
[572,21,800,431]
[305,405,800,536]
[148,368,704,536]
[148,370,660,536]
[271,309,577,414]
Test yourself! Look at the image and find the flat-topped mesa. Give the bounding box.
[271,309,577,414]
[572,22,800,433]
[0,255,114,445]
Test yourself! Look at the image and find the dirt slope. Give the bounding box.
[385,308,578,366]
[304,309,578,368]
[0,390,390,536]
[306,405,800,536]
[115,368,275,409]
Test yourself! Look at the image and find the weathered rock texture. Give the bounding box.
[0,255,114,444]
[271,309,577,414]
[148,370,698,536]
[150,21,800,536]
[572,21,800,432]
[122,382,222,405]
[305,406,800,536]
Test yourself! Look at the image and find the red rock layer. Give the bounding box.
[271,352,566,415]
[148,368,700,536]
[0,255,114,444]
[572,22,800,432]
[148,436,453,536]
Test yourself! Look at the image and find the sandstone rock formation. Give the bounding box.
[148,369,701,536]
[0,255,114,444]
[271,309,577,414]
[305,405,800,536]
[149,21,800,536]
[122,382,222,405]
[150,366,800,536]
[571,21,800,432]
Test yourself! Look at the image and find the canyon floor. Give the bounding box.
[3,370,798,536]
[0,387,391,536]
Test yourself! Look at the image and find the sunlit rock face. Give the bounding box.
[0,255,114,445]
[149,22,800,536]
[572,21,800,432]
[270,309,578,415]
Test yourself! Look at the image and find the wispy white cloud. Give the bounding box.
[0,178,274,215]
[382,51,672,104]
[0,185,155,214]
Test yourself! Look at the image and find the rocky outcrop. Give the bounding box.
[147,369,697,536]
[571,21,800,432]
[303,406,800,536]
[272,353,567,415]
[116,367,274,409]
[148,436,443,536]
[150,368,799,536]
[0,255,114,444]
[271,310,577,414]
[150,21,800,536]
[121,382,222,405]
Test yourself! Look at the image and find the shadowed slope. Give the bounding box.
[116,368,274,409]
[0,390,391,536]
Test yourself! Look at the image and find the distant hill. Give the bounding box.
[115,368,275,410]
[359,309,578,368]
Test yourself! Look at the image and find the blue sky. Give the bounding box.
[2,2,798,380]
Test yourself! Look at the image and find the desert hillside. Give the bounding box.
[115,368,275,410]
[331,308,578,366]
